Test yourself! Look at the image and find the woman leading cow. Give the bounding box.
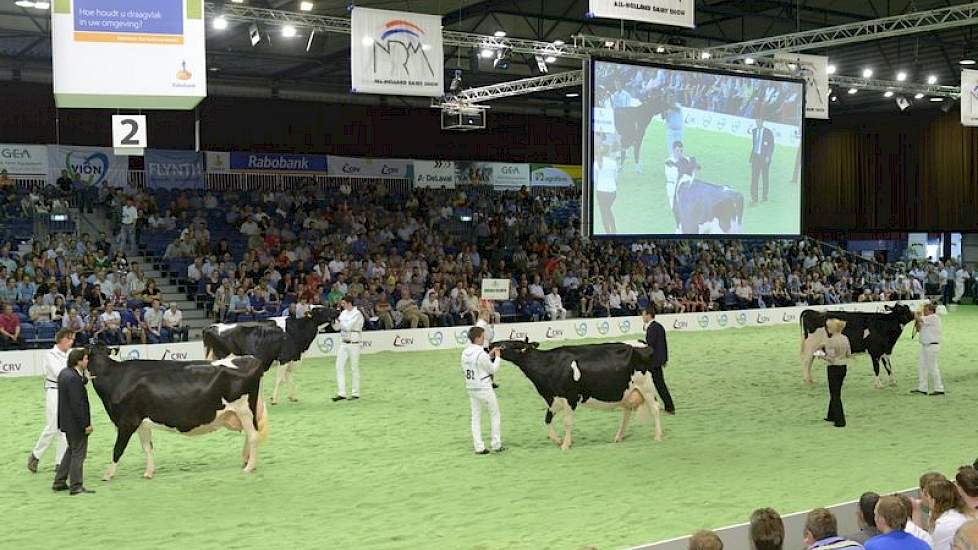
[816,319,852,428]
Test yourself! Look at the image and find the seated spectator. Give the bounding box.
[51,296,66,324]
[802,508,863,550]
[847,493,883,544]
[396,290,429,328]
[545,287,567,320]
[61,307,88,343]
[143,300,166,344]
[228,287,252,321]
[28,295,53,323]
[915,473,950,530]
[927,480,978,550]
[98,303,124,345]
[140,278,161,305]
[0,278,17,304]
[956,467,978,511]
[749,508,784,550]
[689,530,723,550]
[421,289,452,327]
[868,496,930,550]
[120,304,145,345]
[0,302,22,349]
[375,294,394,330]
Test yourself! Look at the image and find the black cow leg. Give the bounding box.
[103,423,138,481]
[871,356,884,389]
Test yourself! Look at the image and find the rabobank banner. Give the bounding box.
[146,149,204,189]
[0,144,48,175]
[413,160,455,188]
[0,301,925,378]
[327,155,412,179]
[47,145,128,188]
[229,152,328,173]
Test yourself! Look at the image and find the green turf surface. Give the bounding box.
[3,310,976,550]
[594,119,802,236]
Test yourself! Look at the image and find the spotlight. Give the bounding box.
[361,36,374,47]
[544,55,557,64]
[532,55,549,74]
[744,57,755,65]
[604,40,615,48]
[231,0,243,3]
[700,51,711,59]
[914,92,925,99]
[493,49,510,70]
[282,25,296,38]
[862,68,873,78]
[831,96,838,102]
[34,0,49,7]
[884,91,894,98]
[494,30,506,38]
[896,71,907,81]
[929,97,944,102]
[299,1,313,11]
[960,58,977,65]
[927,75,937,85]
[553,40,565,46]
[656,46,666,53]
[212,16,228,30]
[14,0,34,6]
[827,64,837,74]
[566,92,580,98]
[480,48,494,59]
[848,88,858,95]
[788,63,798,70]
[248,23,261,46]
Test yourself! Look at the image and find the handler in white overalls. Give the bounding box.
[332,296,364,402]
[475,308,499,389]
[461,326,503,455]
[913,303,945,396]
[28,328,74,473]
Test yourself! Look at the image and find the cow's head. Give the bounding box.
[885,303,915,325]
[307,304,339,327]
[493,339,540,363]
[84,342,121,378]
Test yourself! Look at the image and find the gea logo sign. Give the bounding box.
[393,336,414,347]
[545,327,564,339]
[673,319,688,329]
[455,330,469,345]
[127,349,141,360]
[736,313,748,326]
[618,320,631,334]
[0,362,23,374]
[1,147,31,159]
[161,349,188,360]
[717,314,728,327]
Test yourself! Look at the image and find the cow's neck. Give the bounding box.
[509,352,556,395]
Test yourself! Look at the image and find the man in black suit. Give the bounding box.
[53,348,95,495]
[641,306,675,415]
[749,116,776,205]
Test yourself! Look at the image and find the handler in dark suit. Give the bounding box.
[749,117,776,205]
[53,348,95,495]
[641,306,675,415]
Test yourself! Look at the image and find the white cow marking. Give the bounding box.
[211,356,240,370]
[214,323,236,335]
[570,361,581,382]
[270,316,288,332]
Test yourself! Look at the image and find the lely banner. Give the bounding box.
[350,7,444,97]
[47,145,128,188]
[145,149,205,189]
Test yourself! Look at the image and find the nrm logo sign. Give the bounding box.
[370,20,435,78]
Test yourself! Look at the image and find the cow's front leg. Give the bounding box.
[883,356,896,386]
[236,407,259,473]
[871,356,884,389]
[560,406,576,451]
[271,363,286,405]
[136,422,156,480]
[545,409,560,446]
[286,363,298,402]
[614,407,632,443]
[103,423,138,481]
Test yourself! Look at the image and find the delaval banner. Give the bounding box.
[327,155,413,179]
[145,149,204,189]
[52,0,207,109]
[350,7,444,97]
[413,160,456,188]
[589,0,695,28]
[961,69,978,127]
[228,152,328,173]
[47,145,128,187]
[0,144,48,175]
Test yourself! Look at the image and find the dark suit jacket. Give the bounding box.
[57,367,90,437]
[749,127,775,164]
[645,321,668,369]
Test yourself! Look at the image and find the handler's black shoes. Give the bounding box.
[331,395,347,402]
[909,390,927,395]
[492,447,506,453]
[491,383,500,389]
[52,484,68,492]
[69,487,95,495]
[930,391,945,396]
[27,453,38,473]
[475,449,490,455]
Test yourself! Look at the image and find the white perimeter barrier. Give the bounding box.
[0,300,926,379]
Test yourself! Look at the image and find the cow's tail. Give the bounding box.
[256,380,269,444]
[634,371,660,425]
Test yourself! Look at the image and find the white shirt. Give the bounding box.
[334,307,364,343]
[918,314,942,345]
[475,319,494,344]
[545,292,564,311]
[100,310,121,329]
[43,346,69,389]
[461,343,499,391]
[905,519,934,547]
[121,205,138,225]
[163,309,182,328]
[932,510,971,550]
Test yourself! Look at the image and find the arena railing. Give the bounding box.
[120,170,413,195]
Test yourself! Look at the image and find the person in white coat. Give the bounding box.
[27,328,74,473]
[545,287,567,320]
[332,296,364,402]
[912,302,944,396]
[461,326,503,455]
[953,266,970,304]
[475,308,499,390]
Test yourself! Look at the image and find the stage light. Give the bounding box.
[493,49,510,70]
[553,40,565,46]
[566,92,580,98]
[884,91,894,98]
[545,55,557,64]
[14,0,34,7]
[361,36,374,46]
[927,75,937,84]
[700,51,711,59]
[960,58,977,65]
[831,96,838,102]
[896,71,907,81]
[914,92,925,99]
[299,1,313,11]
[480,48,494,59]
[929,97,944,102]
[896,96,910,111]
[788,63,798,70]
[212,16,228,30]
[656,46,666,53]
[604,40,615,47]
[848,88,858,95]
[449,70,462,93]
[744,57,755,65]
[494,30,506,38]
[231,0,243,3]
[827,64,837,74]
[282,25,296,38]
[34,0,49,7]
[862,68,873,78]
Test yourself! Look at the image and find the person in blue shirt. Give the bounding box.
[802,508,863,550]
[866,496,931,550]
[16,276,37,306]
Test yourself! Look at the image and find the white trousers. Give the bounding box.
[468,389,501,452]
[335,342,361,398]
[917,344,944,393]
[547,306,567,320]
[32,388,67,464]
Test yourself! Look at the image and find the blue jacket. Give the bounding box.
[865,531,930,550]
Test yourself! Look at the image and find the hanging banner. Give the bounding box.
[480,279,511,301]
[530,164,580,187]
[0,144,48,175]
[51,0,207,109]
[327,156,412,178]
[961,69,978,127]
[145,149,204,189]
[47,145,128,188]
[455,161,529,189]
[205,151,231,173]
[229,152,328,172]
[588,0,695,28]
[350,7,444,97]
[413,160,456,188]
[774,53,827,119]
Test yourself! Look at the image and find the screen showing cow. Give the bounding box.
[588,60,804,237]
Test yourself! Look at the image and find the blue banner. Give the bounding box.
[145,149,205,190]
[229,152,328,172]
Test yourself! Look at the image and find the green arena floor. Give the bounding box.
[3,309,976,550]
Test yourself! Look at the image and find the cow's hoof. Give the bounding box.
[288,397,299,403]
[560,443,572,451]
[613,433,624,443]
[143,472,154,480]
[270,400,278,406]
[243,467,256,474]
[102,475,113,482]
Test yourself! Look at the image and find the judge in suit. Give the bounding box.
[52,348,95,495]
[749,117,776,205]
[641,306,675,415]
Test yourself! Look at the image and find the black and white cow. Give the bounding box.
[494,339,663,450]
[203,306,337,405]
[799,304,916,388]
[673,174,745,235]
[86,345,269,480]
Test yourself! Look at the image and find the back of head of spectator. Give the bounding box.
[922,472,949,498]
[859,492,881,528]
[927,480,974,529]
[749,508,784,550]
[956,467,978,507]
[876,495,909,533]
[803,508,839,547]
[689,530,723,550]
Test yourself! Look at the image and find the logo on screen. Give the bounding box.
[176,60,192,81]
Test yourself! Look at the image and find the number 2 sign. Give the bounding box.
[111,115,147,154]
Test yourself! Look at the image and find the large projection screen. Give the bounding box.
[587,59,805,238]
